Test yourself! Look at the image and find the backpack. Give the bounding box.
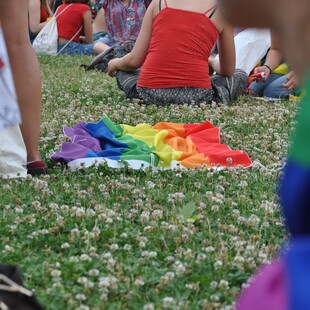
[0,265,44,310]
[33,4,78,55]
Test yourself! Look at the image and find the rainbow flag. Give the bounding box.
[51,116,252,170]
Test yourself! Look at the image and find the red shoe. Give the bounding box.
[26,161,48,176]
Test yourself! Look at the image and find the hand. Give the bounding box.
[208,56,220,73]
[107,58,119,77]
[252,66,270,82]
[283,71,299,90]
[79,36,85,43]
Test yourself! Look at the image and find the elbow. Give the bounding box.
[223,68,235,78]
[127,54,142,70]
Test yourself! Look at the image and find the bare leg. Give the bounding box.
[94,42,110,55]
[0,0,43,163]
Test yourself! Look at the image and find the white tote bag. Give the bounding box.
[33,4,73,55]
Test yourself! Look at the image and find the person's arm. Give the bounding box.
[29,0,48,34]
[253,31,282,81]
[107,0,156,76]
[82,10,93,44]
[216,18,236,77]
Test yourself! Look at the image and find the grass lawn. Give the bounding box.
[0,55,297,309]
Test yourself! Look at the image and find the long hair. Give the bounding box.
[41,0,53,16]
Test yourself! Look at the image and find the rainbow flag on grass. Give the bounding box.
[52,116,252,170]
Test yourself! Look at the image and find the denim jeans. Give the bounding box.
[58,42,94,55]
[249,73,294,99]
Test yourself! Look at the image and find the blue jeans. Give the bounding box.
[249,73,294,99]
[58,42,94,55]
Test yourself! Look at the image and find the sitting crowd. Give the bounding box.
[0,0,301,179]
[29,0,301,105]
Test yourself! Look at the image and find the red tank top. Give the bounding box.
[137,2,219,89]
[56,4,90,42]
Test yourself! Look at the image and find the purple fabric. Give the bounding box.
[64,122,104,151]
[237,260,287,310]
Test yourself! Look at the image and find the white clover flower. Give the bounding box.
[204,246,215,252]
[50,270,61,278]
[99,276,118,289]
[80,254,92,262]
[139,241,146,248]
[69,256,79,262]
[70,228,80,236]
[14,206,23,213]
[247,214,260,226]
[123,244,132,251]
[218,280,229,289]
[103,252,112,259]
[210,281,218,288]
[149,251,157,258]
[185,283,200,291]
[61,242,70,249]
[110,244,119,251]
[143,304,155,310]
[197,253,207,261]
[151,210,163,221]
[60,205,69,213]
[134,278,145,286]
[77,277,88,285]
[234,255,245,263]
[211,205,220,212]
[4,245,14,252]
[76,305,89,310]
[161,272,175,284]
[165,256,175,263]
[163,297,175,308]
[140,211,150,223]
[86,209,96,217]
[75,294,86,301]
[120,233,128,238]
[88,269,99,277]
[146,181,156,189]
[173,261,186,275]
[75,207,86,218]
[214,260,223,269]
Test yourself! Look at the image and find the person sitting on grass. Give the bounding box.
[29,0,53,43]
[248,30,300,100]
[56,0,108,55]
[107,0,248,105]
[94,0,152,49]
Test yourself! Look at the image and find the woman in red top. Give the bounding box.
[29,0,53,43]
[56,0,108,55]
[107,0,248,105]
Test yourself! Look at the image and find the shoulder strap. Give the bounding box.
[164,0,168,8]
[159,0,162,11]
[203,5,217,16]
[55,3,73,19]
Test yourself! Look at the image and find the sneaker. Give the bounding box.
[26,161,48,176]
